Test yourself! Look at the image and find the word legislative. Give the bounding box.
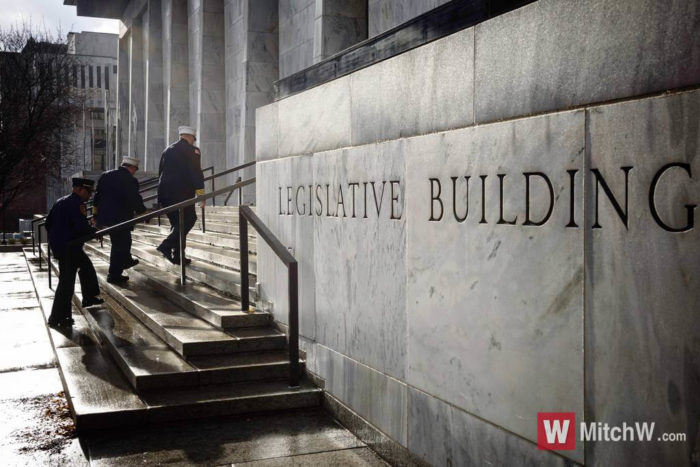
[278,181,402,220]
[429,163,696,231]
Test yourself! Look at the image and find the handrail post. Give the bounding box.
[212,177,216,207]
[201,204,206,233]
[31,221,36,256]
[237,176,242,206]
[239,210,249,311]
[288,261,300,388]
[178,208,186,286]
[38,224,43,270]
[48,243,52,289]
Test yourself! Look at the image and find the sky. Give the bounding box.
[0,0,120,38]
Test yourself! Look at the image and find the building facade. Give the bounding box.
[65,0,700,465]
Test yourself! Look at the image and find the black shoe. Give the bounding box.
[107,274,129,285]
[123,258,139,270]
[48,318,71,328]
[156,244,173,262]
[82,297,105,307]
[172,257,191,265]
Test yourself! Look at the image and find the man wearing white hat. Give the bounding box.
[156,125,205,265]
[94,156,147,283]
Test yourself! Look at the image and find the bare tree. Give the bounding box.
[0,24,83,237]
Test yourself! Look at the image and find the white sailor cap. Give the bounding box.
[121,156,140,168]
[178,125,197,138]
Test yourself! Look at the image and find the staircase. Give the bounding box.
[33,205,321,430]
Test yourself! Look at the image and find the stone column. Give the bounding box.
[128,15,146,159]
[162,0,190,145]
[188,0,226,176]
[224,0,278,204]
[313,0,367,63]
[143,0,165,172]
[117,33,130,163]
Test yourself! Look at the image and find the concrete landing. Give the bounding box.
[3,250,385,465]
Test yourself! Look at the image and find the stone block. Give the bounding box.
[246,62,278,92]
[312,142,406,380]
[316,344,408,445]
[200,113,226,140]
[277,77,351,157]
[584,90,700,466]
[350,27,474,145]
[249,0,279,32]
[202,40,225,65]
[245,92,274,126]
[255,102,278,162]
[246,31,278,64]
[323,0,368,18]
[201,88,226,113]
[321,14,367,58]
[408,387,569,466]
[256,156,316,339]
[404,109,585,463]
[474,0,700,123]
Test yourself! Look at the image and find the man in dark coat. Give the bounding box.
[93,156,147,284]
[46,178,103,327]
[156,125,204,265]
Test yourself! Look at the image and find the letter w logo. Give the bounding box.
[537,412,575,450]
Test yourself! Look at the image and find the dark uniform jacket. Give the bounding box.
[45,193,96,257]
[93,167,147,227]
[157,139,205,206]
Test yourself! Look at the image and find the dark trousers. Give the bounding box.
[49,249,99,324]
[108,228,132,277]
[160,206,196,259]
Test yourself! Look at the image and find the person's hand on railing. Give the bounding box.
[200,201,205,209]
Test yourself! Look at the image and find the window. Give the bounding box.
[113,65,117,74]
[88,66,93,88]
[104,66,110,90]
[80,65,85,88]
[97,66,101,88]
[72,65,78,87]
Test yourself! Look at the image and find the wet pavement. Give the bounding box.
[0,251,388,466]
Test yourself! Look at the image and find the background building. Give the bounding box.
[47,31,119,208]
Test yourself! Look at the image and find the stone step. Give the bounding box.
[27,248,320,432]
[58,344,320,431]
[86,242,267,329]
[146,217,242,235]
[86,240,257,300]
[135,223,257,253]
[47,246,281,358]
[83,295,299,391]
[130,230,258,275]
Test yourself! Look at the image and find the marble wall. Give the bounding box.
[161,0,190,145]
[368,0,451,37]
[256,0,700,464]
[144,0,165,172]
[278,0,315,78]
[224,0,278,204]
[128,16,146,159]
[313,0,367,62]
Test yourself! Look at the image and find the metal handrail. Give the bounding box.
[37,178,255,285]
[138,165,215,194]
[239,206,299,388]
[31,215,47,255]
